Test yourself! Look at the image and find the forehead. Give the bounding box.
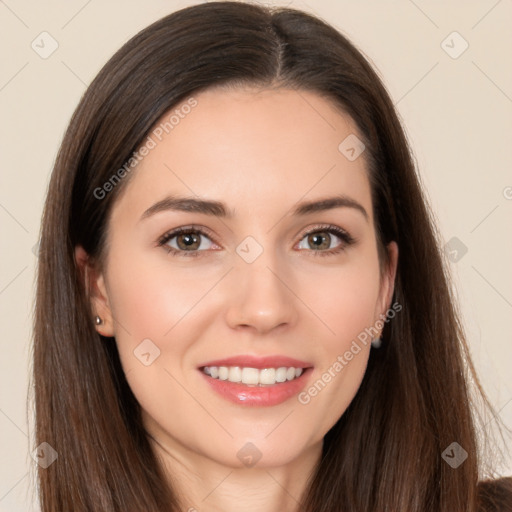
[110,86,372,224]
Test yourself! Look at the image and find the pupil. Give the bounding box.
[309,233,329,250]
[178,233,199,249]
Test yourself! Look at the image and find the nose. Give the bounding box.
[224,253,299,335]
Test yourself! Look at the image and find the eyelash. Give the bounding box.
[156,224,356,258]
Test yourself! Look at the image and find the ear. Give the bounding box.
[74,245,115,337]
[375,241,399,332]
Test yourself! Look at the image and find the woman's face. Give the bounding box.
[85,86,397,469]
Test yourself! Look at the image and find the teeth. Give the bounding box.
[259,368,276,385]
[202,366,304,386]
[228,366,242,383]
[241,367,259,385]
[275,367,287,383]
[286,367,296,380]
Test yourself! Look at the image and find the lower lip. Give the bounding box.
[200,369,311,407]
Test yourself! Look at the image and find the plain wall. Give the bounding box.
[0,1,511,510]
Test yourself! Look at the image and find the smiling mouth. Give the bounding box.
[201,366,305,386]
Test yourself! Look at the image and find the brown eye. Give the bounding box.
[176,232,201,251]
[307,232,332,250]
[159,228,215,254]
[298,230,342,251]
[296,225,355,256]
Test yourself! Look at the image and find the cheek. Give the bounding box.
[103,250,211,437]
[300,253,382,350]
[104,247,227,408]
[294,253,380,425]
[105,249,220,342]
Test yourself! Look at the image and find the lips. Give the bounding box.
[198,355,313,407]
[198,355,312,370]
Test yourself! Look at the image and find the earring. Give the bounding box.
[95,315,102,325]
[371,337,382,349]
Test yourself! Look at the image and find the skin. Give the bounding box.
[76,86,398,512]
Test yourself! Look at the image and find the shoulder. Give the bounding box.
[477,477,512,512]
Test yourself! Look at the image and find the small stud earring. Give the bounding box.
[371,337,382,349]
[95,316,102,325]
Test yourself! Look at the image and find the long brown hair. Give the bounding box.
[33,2,510,510]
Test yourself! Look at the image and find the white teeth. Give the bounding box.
[228,366,242,382]
[275,367,287,383]
[286,367,296,381]
[241,367,259,385]
[259,368,276,385]
[202,366,305,386]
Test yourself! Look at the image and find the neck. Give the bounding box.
[149,433,322,512]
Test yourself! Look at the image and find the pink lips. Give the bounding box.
[199,355,312,370]
[198,354,313,407]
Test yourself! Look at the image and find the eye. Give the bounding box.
[296,225,355,255]
[157,226,217,257]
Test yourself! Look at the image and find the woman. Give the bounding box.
[33,2,511,511]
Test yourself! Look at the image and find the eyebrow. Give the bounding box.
[140,194,368,222]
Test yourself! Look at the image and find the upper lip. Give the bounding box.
[198,355,313,370]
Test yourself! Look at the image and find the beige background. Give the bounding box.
[1,0,511,510]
